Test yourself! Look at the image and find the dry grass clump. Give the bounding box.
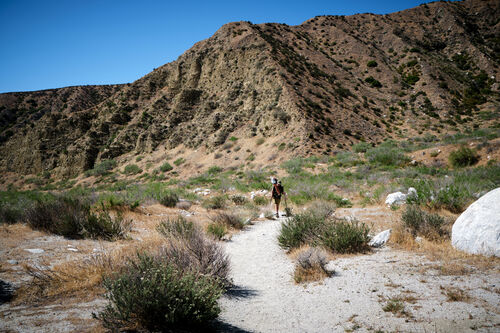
[209,211,245,230]
[390,224,500,274]
[441,286,471,302]
[175,200,192,210]
[293,247,334,283]
[15,236,166,304]
[382,297,410,317]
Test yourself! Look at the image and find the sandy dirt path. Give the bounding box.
[218,217,500,333]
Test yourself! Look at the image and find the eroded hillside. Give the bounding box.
[0,0,498,179]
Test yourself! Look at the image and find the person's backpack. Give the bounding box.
[272,184,283,199]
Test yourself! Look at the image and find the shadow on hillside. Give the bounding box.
[224,285,259,299]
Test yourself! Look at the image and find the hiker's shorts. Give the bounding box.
[273,197,281,205]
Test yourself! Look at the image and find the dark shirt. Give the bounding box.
[272,184,284,199]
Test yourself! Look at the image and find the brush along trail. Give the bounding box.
[218,210,500,333]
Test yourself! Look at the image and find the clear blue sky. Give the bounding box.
[0,0,435,93]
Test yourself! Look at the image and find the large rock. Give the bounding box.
[451,188,500,257]
[385,192,406,206]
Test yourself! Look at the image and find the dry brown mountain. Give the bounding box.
[0,0,499,178]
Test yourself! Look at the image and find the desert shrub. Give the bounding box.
[158,220,230,285]
[207,223,227,240]
[365,76,382,88]
[256,138,265,145]
[174,158,185,166]
[159,192,179,207]
[325,193,352,207]
[279,212,322,249]
[320,219,370,253]
[210,211,245,229]
[278,212,370,253]
[123,164,142,175]
[294,247,333,283]
[157,216,196,240]
[402,205,447,239]
[253,196,268,206]
[208,166,223,175]
[202,195,226,210]
[352,142,371,153]
[95,253,223,331]
[230,195,248,205]
[282,158,305,174]
[365,146,409,167]
[160,162,173,172]
[0,202,24,224]
[25,197,130,240]
[85,159,117,177]
[449,146,479,167]
[367,60,378,68]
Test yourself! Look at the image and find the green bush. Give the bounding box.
[160,162,173,172]
[230,195,248,205]
[365,146,409,167]
[352,142,371,153]
[0,202,24,224]
[320,220,370,253]
[402,205,447,239]
[367,60,378,68]
[365,76,382,88]
[95,253,223,331]
[207,223,227,240]
[449,146,479,168]
[85,159,117,177]
[25,197,129,240]
[159,192,179,207]
[208,166,223,175]
[202,195,226,210]
[253,196,268,206]
[123,164,142,175]
[278,211,370,254]
[174,158,185,166]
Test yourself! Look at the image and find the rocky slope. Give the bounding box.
[0,0,498,178]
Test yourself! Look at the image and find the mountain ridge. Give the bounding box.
[0,0,498,180]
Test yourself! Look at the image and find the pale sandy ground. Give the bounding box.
[218,215,500,333]
[1,207,499,332]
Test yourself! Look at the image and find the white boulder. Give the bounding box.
[385,192,406,206]
[369,229,391,248]
[407,187,417,198]
[451,188,500,257]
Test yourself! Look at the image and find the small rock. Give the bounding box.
[410,160,417,166]
[407,187,418,199]
[67,248,78,252]
[259,213,265,219]
[369,229,391,248]
[7,260,18,265]
[25,248,44,254]
[415,236,423,243]
[325,261,336,274]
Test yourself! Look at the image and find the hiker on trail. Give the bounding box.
[270,177,286,218]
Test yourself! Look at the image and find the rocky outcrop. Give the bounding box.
[451,188,500,257]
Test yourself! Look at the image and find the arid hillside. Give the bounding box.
[0,0,499,179]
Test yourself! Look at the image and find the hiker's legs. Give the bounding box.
[275,198,280,217]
